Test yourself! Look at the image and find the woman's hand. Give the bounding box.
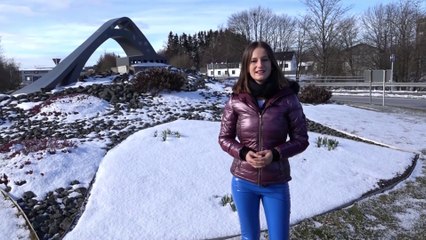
[246,150,273,168]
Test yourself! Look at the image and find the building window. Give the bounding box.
[232,70,235,75]
[210,71,214,75]
[218,71,221,75]
[284,63,289,68]
[225,70,228,75]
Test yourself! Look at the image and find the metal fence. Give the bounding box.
[299,71,426,106]
[299,72,426,90]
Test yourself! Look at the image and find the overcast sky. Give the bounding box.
[0,0,422,69]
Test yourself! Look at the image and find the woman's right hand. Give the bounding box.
[245,151,264,168]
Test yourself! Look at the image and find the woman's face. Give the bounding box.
[249,47,272,84]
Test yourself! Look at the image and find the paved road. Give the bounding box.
[331,95,426,112]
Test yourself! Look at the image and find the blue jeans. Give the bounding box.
[231,177,290,240]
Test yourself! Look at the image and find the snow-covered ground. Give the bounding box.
[1,77,424,239]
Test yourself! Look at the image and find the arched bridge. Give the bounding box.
[14,17,164,95]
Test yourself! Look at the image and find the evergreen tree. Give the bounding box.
[94,52,118,74]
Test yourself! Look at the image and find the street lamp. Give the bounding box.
[253,12,257,41]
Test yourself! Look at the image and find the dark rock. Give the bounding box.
[23,191,37,199]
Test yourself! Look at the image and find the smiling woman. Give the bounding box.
[219,41,309,240]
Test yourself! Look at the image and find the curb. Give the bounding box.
[0,188,40,240]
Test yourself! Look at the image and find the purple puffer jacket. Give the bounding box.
[218,87,309,185]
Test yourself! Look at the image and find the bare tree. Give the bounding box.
[362,3,396,69]
[271,14,297,52]
[227,6,296,51]
[391,0,422,82]
[362,0,423,81]
[338,16,360,75]
[302,0,350,75]
[295,16,310,79]
[228,10,252,41]
[228,6,274,42]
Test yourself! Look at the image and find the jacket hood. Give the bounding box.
[288,80,300,95]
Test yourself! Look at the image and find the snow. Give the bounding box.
[303,104,426,153]
[31,94,111,123]
[0,192,31,240]
[1,77,424,239]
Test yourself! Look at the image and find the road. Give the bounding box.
[331,95,426,112]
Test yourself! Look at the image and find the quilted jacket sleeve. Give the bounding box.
[218,96,244,159]
[275,94,309,159]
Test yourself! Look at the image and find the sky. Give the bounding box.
[1,77,425,239]
[1,0,421,69]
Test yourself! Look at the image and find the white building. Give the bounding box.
[206,63,241,78]
[206,52,297,79]
[274,51,297,75]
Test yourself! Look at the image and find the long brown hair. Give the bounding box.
[233,41,288,94]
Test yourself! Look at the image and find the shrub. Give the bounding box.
[132,68,185,95]
[0,138,76,159]
[299,84,332,104]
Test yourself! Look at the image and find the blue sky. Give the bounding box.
[0,0,422,69]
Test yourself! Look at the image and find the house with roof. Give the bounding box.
[274,51,297,76]
[343,43,379,76]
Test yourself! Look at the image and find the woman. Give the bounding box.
[218,41,309,240]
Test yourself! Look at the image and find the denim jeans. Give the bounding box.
[231,176,290,240]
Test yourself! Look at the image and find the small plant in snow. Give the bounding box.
[316,136,339,150]
[219,194,236,212]
[154,129,181,142]
[161,130,168,141]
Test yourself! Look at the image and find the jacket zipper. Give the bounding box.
[257,111,263,185]
[252,94,284,185]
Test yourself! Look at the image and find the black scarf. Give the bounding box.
[248,78,279,99]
